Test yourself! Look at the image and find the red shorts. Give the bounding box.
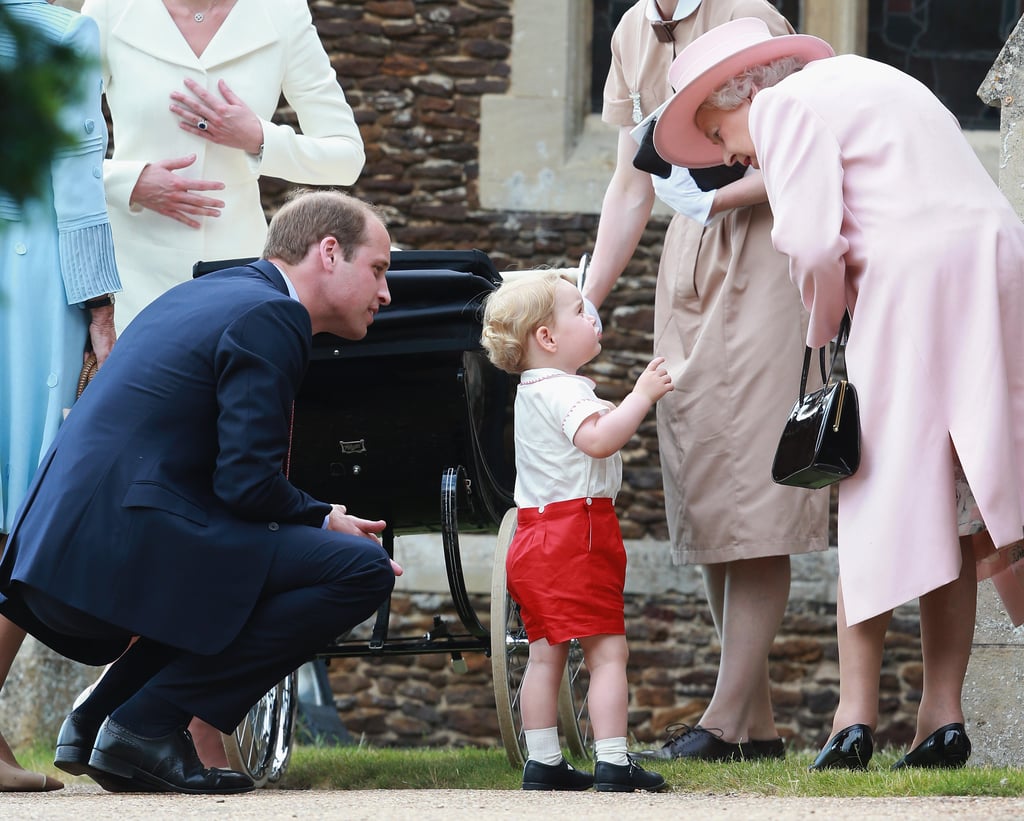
[506,497,626,645]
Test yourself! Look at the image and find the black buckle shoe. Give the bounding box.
[639,724,743,761]
[891,723,971,770]
[89,718,254,795]
[521,758,594,791]
[809,724,874,771]
[594,759,667,793]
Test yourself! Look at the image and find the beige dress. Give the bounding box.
[604,0,828,565]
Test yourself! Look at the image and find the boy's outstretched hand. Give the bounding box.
[635,356,674,404]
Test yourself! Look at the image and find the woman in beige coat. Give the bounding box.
[584,0,828,761]
[82,0,365,332]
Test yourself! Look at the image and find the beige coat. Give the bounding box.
[605,0,828,564]
[82,0,365,331]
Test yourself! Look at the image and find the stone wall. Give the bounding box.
[323,590,925,752]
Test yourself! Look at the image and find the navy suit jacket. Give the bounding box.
[0,260,334,663]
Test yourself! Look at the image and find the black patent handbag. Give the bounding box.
[631,117,672,179]
[771,313,860,489]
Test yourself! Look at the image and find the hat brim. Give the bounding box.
[653,33,834,169]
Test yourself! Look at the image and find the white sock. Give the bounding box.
[524,727,563,766]
[594,736,629,766]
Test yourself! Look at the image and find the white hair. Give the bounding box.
[701,56,808,112]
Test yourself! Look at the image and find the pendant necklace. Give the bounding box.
[193,0,218,23]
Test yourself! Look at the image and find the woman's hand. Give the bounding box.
[170,78,265,156]
[129,155,226,228]
[88,304,116,366]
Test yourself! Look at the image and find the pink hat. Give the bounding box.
[653,17,834,168]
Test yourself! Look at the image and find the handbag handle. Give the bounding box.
[797,312,851,398]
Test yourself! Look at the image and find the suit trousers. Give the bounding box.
[22,529,395,732]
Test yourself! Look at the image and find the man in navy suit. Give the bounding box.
[0,190,401,794]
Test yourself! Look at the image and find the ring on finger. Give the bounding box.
[197,118,209,131]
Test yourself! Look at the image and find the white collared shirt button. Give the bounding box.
[84,119,95,133]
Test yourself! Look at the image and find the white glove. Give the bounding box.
[651,165,716,226]
[583,297,603,336]
[575,254,603,336]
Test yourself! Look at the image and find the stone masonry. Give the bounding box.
[323,590,926,753]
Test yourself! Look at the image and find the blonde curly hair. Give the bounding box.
[480,271,571,374]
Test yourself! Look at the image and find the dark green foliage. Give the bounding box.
[0,5,92,204]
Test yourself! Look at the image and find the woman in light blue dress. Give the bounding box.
[0,0,120,790]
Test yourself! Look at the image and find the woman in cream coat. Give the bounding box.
[82,0,365,332]
[655,17,1024,771]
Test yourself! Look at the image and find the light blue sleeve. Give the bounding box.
[49,12,121,305]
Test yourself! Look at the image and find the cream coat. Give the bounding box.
[82,0,365,331]
[751,55,1024,624]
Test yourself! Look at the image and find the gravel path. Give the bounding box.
[5,784,1024,819]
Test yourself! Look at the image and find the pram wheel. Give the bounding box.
[490,508,591,766]
[221,670,298,787]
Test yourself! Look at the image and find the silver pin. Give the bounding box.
[630,91,643,124]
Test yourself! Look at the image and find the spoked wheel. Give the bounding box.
[222,670,298,787]
[557,636,591,759]
[490,508,591,767]
[491,508,528,767]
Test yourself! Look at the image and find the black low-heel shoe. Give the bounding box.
[808,724,874,771]
[891,723,971,770]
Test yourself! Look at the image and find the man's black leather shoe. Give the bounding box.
[89,718,254,794]
[594,759,667,792]
[809,724,874,771]
[521,758,594,791]
[891,723,971,770]
[53,712,140,792]
[639,724,743,761]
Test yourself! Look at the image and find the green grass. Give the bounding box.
[15,739,1024,796]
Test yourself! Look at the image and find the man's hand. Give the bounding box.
[129,155,226,228]
[326,504,403,576]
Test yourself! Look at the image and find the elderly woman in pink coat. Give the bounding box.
[654,17,1024,771]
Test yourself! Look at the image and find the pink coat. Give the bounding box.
[750,55,1024,624]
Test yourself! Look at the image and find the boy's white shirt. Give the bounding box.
[512,368,622,509]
